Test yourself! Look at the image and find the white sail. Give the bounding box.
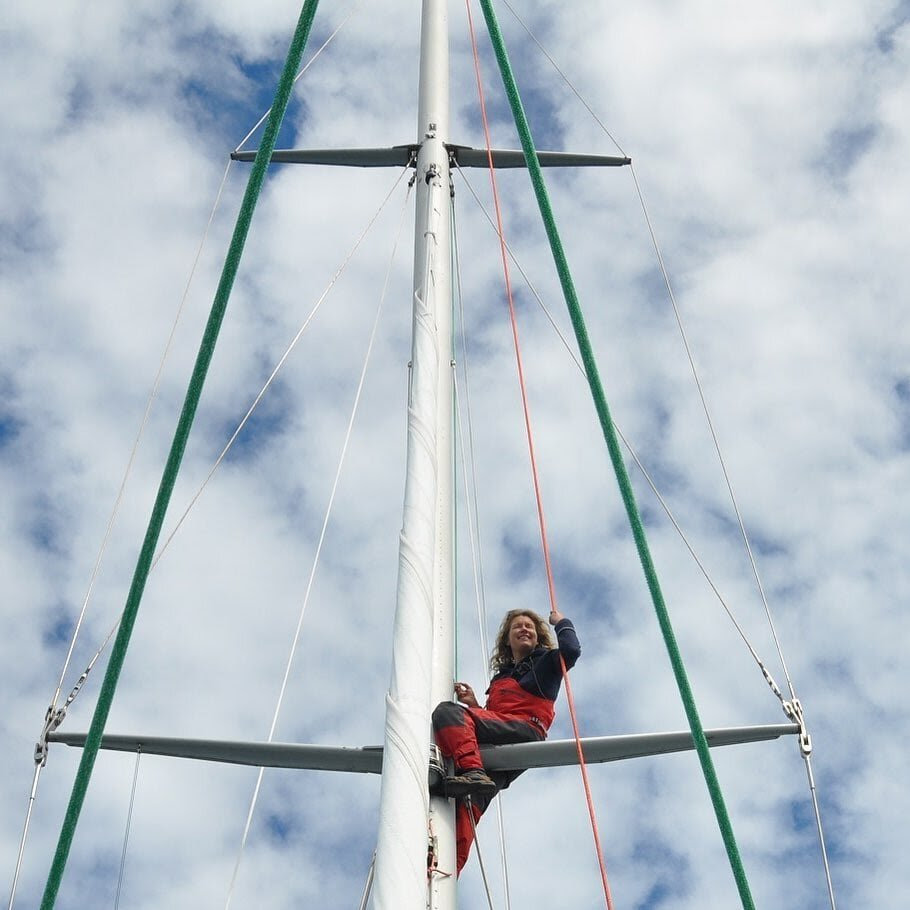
[373,2,456,907]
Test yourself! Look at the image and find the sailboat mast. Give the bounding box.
[372,0,456,907]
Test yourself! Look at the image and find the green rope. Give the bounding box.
[39,3,321,906]
[476,3,756,906]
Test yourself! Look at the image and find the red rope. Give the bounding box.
[561,657,616,910]
[461,1,557,613]
[462,3,615,907]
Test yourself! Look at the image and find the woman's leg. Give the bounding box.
[443,711,544,874]
[455,788,496,874]
[432,701,484,771]
[469,709,545,748]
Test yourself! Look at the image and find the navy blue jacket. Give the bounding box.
[488,617,581,702]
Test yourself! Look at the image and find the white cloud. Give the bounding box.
[2,1,907,908]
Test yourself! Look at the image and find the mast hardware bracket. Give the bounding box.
[426,830,439,878]
[428,743,446,789]
[35,704,66,768]
[783,697,812,757]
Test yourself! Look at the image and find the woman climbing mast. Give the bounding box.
[432,608,581,874]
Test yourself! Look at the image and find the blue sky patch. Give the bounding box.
[175,27,308,151]
[42,604,75,650]
[789,794,816,834]
[265,810,296,843]
[820,124,877,179]
[225,57,308,151]
[29,508,60,554]
[500,530,538,583]
[893,377,910,448]
[631,834,691,905]
[219,374,291,465]
[64,74,95,128]
[876,1,910,54]
[0,413,22,451]
[0,209,55,264]
[554,558,620,633]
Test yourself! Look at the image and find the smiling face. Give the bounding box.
[508,613,539,660]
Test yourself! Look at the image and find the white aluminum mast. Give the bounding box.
[371,1,456,908]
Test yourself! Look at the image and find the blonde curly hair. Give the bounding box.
[490,609,554,673]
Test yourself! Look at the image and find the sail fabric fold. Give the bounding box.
[373,693,433,905]
[373,140,453,904]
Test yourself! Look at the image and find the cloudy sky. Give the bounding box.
[2,1,907,908]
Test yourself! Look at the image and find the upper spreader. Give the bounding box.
[230,144,631,168]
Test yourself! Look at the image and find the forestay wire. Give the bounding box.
[474,0,759,906]
[37,4,324,906]
[356,853,376,910]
